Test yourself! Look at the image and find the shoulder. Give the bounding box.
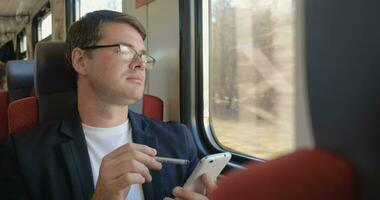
[129,111,191,135]
[129,111,197,153]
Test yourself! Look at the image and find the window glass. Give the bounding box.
[38,12,52,41]
[77,0,122,19]
[20,33,27,53]
[208,0,296,159]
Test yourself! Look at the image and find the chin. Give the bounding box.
[124,93,144,105]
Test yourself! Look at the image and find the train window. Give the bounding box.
[38,12,52,41]
[17,29,27,59]
[32,4,51,49]
[20,34,27,54]
[206,0,296,159]
[75,0,122,20]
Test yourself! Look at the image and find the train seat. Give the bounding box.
[7,41,163,134]
[1,60,34,137]
[208,149,355,200]
[142,94,163,121]
[7,96,38,134]
[34,41,77,124]
[6,60,35,102]
[0,91,8,139]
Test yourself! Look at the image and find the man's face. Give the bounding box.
[83,22,146,105]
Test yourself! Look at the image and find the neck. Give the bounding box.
[77,81,129,128]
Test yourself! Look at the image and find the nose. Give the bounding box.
[128,56,145,71]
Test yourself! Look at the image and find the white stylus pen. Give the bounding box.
[154,156,190,165]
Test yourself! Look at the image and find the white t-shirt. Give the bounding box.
[82,121,145,200]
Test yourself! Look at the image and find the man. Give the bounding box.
[0,10,215,200]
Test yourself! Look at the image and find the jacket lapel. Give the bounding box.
[59,112,95,200]
[129,111,163,200]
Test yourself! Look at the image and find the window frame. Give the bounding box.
[66,0,76,30]
[179,0,263,168]
[73,0,122,21]
[32,3,52,50]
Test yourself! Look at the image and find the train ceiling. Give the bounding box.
[0,0,40,46]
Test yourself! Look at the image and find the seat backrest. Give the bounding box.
[208,149,355,200]
[0,91,8,139]
[6,60,34,102]
[8,96,38,134]
[34,42,77,124]
[143,94,164,121]
[6,42,75,134]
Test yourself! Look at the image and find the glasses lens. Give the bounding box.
[141,55,155,69]
[119,45,136,61]
[119,45,155,69]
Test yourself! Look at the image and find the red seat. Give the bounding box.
[143,94,164,121]
[8,96,38,134]
[1,59,35,136]
[0,91,8,139]
[209,149,355,200]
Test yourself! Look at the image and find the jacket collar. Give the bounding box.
[59,109,162,200]
[128,111,163,199]
[59,110,94,200]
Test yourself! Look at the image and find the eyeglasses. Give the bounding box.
[82,44,156,69]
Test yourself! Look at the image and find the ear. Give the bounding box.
[71,47,88,76]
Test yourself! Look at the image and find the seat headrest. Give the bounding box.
[6,60,34,102]
[34,41,77,124]
[34,41,76,96]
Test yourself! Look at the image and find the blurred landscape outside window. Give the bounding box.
[209,0,296,159]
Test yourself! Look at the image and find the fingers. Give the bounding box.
[108,143,157,159]
[166,174,216,200]
[201,174,217,195]
[172,187,208,200]
[101,143,162,183]
[103,143,162,173]
[114,172,145,189]
[113,150,162,171]
[114,159,153,182]
[95,143,163,197]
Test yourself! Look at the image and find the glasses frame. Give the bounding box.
[82,43,156,69]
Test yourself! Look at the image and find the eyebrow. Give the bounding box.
[120,42,147,54]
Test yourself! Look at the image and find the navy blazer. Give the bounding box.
[0,110,198,200]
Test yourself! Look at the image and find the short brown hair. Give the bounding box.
[65,10,146,72]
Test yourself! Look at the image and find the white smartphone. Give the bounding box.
[183,152,231,194]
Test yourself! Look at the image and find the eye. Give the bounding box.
[119,46,136,61]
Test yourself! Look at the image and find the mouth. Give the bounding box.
[126,76,144,85]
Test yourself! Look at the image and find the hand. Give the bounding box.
[163,174,217,200]
[91,143,162,200]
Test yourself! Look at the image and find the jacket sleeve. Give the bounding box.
[0,136,31,200]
